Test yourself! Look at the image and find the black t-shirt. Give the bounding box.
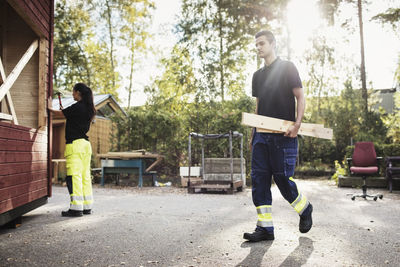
[62,101,91,143]
[252,58,302,121]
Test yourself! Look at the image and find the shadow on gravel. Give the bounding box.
[236,240,273,267]
[279,236,314,267]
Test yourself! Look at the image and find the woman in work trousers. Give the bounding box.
[48,83,96,217]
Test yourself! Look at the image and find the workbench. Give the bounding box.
[98,151,163,187]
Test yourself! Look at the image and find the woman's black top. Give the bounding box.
[62,101,91,144]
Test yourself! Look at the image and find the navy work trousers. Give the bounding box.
[251,132,310,233]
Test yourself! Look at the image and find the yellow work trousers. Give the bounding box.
[65,139,93,211]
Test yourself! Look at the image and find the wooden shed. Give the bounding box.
[0,0,54,226]
[51,94,126,180]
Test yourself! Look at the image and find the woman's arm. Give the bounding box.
[47,97,65,118]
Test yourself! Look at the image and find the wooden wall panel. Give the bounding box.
[7,0,50,37]
[88,118,112,167]
[0,170,46,188]
[0,178,47,202]
[2,3,39,128]
[0,121,48,214]
[0,187,47,212]
[0,0,53,217]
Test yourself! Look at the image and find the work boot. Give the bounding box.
[299,204,313,233]
[61,209,83,217]
[83,209,92,215]
[243,228,274,242]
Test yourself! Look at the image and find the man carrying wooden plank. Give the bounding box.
[243,30,313,242]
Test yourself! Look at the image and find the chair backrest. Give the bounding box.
[352,142,377,167]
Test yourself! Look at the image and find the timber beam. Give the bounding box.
[242,112,333,140]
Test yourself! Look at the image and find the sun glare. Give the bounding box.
[286,0,322,53]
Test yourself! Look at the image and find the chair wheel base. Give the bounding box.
[350,193,383,201]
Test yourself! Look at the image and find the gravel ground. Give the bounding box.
[1,179,400,267]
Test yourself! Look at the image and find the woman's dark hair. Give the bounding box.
[73,83,96,121]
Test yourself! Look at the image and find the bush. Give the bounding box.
[298,137,336,165]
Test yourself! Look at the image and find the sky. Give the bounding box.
[123,0,400,107]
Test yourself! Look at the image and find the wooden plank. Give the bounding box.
[242,112,333,140]
[204,173,243,182]
[7,0,49,37]
[191,183,232,189]
[0,139,47,152]
[38,38,47,128]
[0,178,47,202]
[37,0,50,15]
[0,39,39,102]
[0,125,47,142]
[24,0,50,24]
[0,57,19,124]
[97,152,161,159]
[204,158,244,173]
[0,161,47,176]
[0,151,47,163]
[0,187,47,213]
[145,156,163,172]
[0,170,47,188]
[0,113,12,121]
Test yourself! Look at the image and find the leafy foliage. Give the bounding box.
[54,0,154,99]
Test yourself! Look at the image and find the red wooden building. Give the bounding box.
[0,0,54,226]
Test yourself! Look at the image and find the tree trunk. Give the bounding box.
[218,0,224,101]
[357,0,368,115]
[105,0,116,88]
[127,38,135,109]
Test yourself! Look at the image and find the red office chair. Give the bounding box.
[347,142,383,201]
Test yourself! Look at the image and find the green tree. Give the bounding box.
[54,0,119,96]
[120,0,155,108]
[372,7,400,30]
[177,0,285,101]
[146,44,197,112]
[303,35,336,120]
[54,0,92,91]
[318,0,369,117]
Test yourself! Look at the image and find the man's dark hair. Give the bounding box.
[255,30,276,45]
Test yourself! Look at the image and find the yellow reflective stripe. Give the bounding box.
[256,205,272,214]
[256,205,273,227]
[291,193,309,215]
[258,213,272,221]
[288,176,310,215]
[257,205,272,209]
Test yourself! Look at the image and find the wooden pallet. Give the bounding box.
[187,180,243,194]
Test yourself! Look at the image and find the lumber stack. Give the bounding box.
[241,112,333,140]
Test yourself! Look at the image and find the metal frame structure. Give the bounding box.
[187,131,244,192]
